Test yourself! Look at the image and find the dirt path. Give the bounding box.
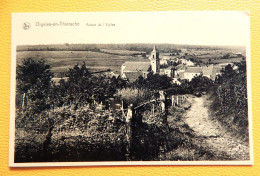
[184,96,249,160]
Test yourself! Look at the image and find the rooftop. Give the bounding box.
[185,67,202,73]
[202,67,214,75]
[176,71,185,79]
[122,61,151,72]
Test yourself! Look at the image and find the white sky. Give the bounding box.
[12,11,250,46]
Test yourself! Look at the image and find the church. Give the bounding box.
[121,46,160,82]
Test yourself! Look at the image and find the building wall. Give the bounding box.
[151,60,157,73]
[164,69,173,77]
[151,58,160,73]
[121,65,126,75]
[156,59,160,72]
[184,72,200,81]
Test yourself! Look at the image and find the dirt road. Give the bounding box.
[184,96,250,160]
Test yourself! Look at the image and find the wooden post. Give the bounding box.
[171,95,175,107]
[125,104,133,161]
[159,91,165,113]
[176,96,179,106]
[126,104,133,123]
[159,91,168,118]
[121,100,124,116]
[152,104,154,116]
[21,93,26,109]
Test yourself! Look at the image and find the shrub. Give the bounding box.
[115,88,153,106]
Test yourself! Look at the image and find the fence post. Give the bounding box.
[159,91,165,113]
[121,100,124,117]
[125,104,133,160]
[152,104,154,116]
[21,93,26,109]
[176,96,179,106]
[126,104,133,123]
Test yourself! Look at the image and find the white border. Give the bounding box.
[246,11,254,166]
[9,11,253,167]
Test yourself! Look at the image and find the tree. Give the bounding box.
[189,75,213,93]
[210,61,248,141]
[146,73,172,90]
[16,58,53,112]
[131,73,172,90]
[65,62,93,106]
[180,79,192,94]
[64,63,124,108]
[132,75,147,89]
[215,64,236,84]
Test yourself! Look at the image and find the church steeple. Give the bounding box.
[153,45,157,52]
[150,45,160,73]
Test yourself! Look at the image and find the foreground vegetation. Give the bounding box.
[15,56,248,162]
[210,61,249,142]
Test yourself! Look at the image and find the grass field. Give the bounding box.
[17,50,148,77]
[194,57,244,64]
[182,48,245,64]
[100,49,145,55]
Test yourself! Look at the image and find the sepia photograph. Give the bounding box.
[9,11,252,166]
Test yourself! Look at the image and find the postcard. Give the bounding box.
[9,11,253,167]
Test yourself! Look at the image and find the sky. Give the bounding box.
[12,11,250,46]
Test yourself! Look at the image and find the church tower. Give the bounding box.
[150,45,160,73]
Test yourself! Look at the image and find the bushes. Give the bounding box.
[130,73,172,90]
[15,59,131,162]
[210,61,248,141]
[16,58,54,113]
[15,106,128,162]
[115,88,153,106]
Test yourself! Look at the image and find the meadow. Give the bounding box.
[16,50,146,77]
[181,47,245,64]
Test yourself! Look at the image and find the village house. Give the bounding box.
[121,46,174,82]
[160,67,174,77]
[121,61,151,82]
[160,57,168,65]
[183,67,202,81]
[174,64,187,79]
[183,66,222,81]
